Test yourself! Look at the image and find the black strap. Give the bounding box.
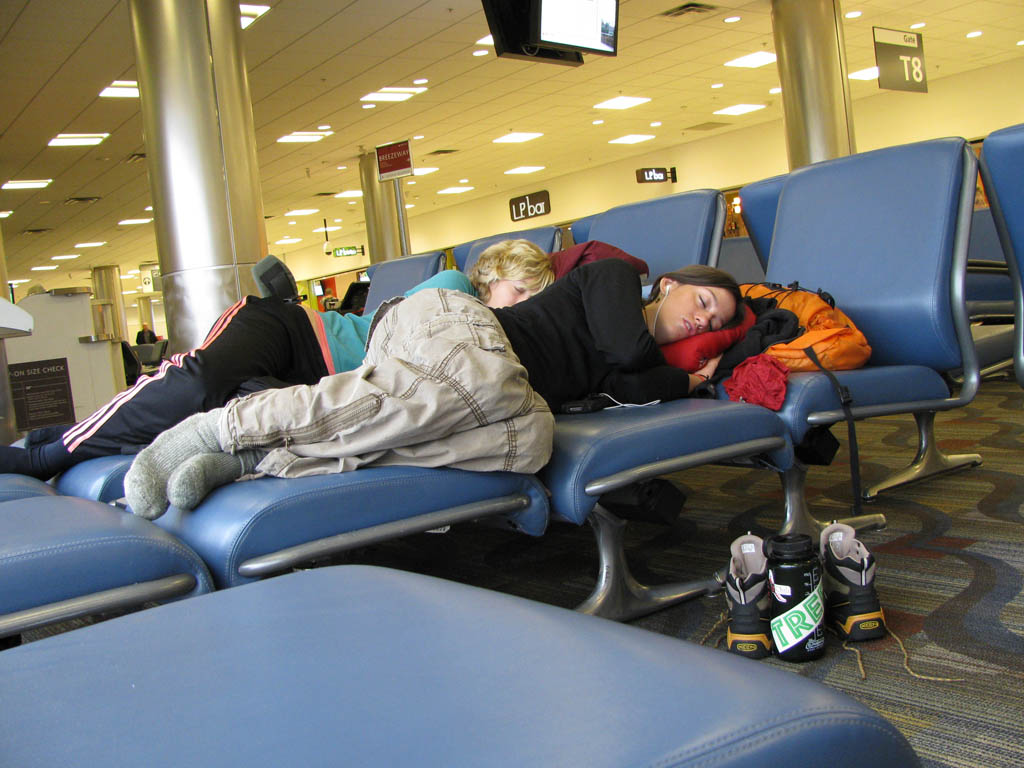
[804,346,863,515]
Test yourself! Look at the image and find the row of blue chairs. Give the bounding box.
[11,120,1023,763]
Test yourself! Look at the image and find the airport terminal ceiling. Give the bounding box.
[1,0,1022,295]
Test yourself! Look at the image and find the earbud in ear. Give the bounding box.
[664,284,671,295]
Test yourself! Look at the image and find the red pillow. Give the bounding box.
[659,303,755,372]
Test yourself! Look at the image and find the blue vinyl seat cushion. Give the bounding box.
[54,453,135,502]
[0,473,58,502]
[542,398,790,525]
[0,495,212,616]
[0,565,919,768]
[154,464,549,588]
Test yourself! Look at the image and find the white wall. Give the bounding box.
[277,56,1024,282]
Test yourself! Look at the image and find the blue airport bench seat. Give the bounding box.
[980,121,1024,389]
[738,172,785,269]
[0,565,920,768]
[542,398,790,620]
[585,188,725,281]
[0,492,212,638]
[733,137,983,529]
[363,250,446,314]
[452,224,562,273]
[152,465,549,589]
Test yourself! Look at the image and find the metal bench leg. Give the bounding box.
[575,504,724,622]
[863,411,981,500]
[778,464,886,538]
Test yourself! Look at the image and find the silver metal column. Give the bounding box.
[0,229,18,442]
[358,151,406,264]
[91,265,129,342]
[771,0,856,169]
[128,0,264,353]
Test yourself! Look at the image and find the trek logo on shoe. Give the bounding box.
[771,583,824,653]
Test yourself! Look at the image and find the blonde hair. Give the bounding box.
[468,239,554,304]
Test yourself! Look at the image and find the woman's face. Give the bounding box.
[650,279,738,344]
[486,279,536,308]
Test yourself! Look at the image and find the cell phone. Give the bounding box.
[560,394,615,414]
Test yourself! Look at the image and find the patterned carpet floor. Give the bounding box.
[323,377,1024,768]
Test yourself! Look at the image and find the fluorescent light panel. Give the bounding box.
[0,211,11,218]
[100,80,139,98]
[239,4,269,28]
[31,265,58,271]
[848,67,879,80]
[335,190,363,198]
[713,104,766,116]
[3,179,52,190]
[75,241,106,248]
[413,167,438,176]
[724,51,777,68]
[493,132,543,143]
[49,133,110,146]
[593,96,650,110]
[118,217,153,225]
[609,134,655,144]
[275,237,302,244]
[438,186,474,194]
[504,166,545,174]
[277,131,333,143]
[284,208,319,216]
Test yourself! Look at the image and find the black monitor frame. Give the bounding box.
[481,0,584,67]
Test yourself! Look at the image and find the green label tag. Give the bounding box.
[771,583,824,653]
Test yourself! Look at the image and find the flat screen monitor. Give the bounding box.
[533,0,618,56]
[312,280,324,297]
[482,0,584,66]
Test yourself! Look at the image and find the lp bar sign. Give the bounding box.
[509,190,550,222]
[636,167,677,183]
[873,27,927,93]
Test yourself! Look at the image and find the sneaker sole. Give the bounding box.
[833,609,886,641]
[726,629,772,659]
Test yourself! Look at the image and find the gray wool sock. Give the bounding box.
[124,409,226,520]
[167,449,264,511]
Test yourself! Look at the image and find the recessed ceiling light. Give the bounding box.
[335,190,363,198]
[910,22,926,30]
[650,121,662,127]
[413,167,439,175]
[144,205,153,211]
[504,166,545,174]
[769,87,782,94]
[118,217,153,225]
[608,134,655,144]
[51,254,79,260]
[845,11,862,19]
[413,135,425,140]
[592,119,604,125]
[711,83,724,89]
[724,16,740,23]
[312,226,342,233]
[284,208,319,216]
[75,241,106,248]
[477,35,494,45]
[333,218,342,223]
[3,179,52,190]
[0,211,11,218]
[31,265,58,271]
[459,178,469,184]
[362,104,376,109]
[405,204,415,209]
[438,186,474,194]
[406,180,416,185]
[473,49,489,57]
[594,96,650,110]
[724,51,777,68]
[49,133,110,147]
[848,67,879,80]
[119,274,137,280]
[713,104,767,116]
[275,237,302,245]
[347,201,357,205]
[413,79,429,85]
[277,131,333,143]
[1018,40,1024,46]
[336,165,347,170]
[121,290,138,295]
[493,132,543,143]
[239,4,270,29]
[288,221,296,226]
[317,125,331,131]
[8,279,30,285]
[100,80,139,98]
[966,30,982,38]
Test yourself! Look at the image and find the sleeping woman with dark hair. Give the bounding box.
[125,258,741,520]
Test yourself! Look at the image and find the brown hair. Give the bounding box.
[646,265,744,329]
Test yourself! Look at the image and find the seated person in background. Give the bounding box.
[0,240,554,481]
[136,323,158,344]
[125,259,741,519]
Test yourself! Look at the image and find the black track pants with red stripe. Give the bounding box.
[2,296,328,480]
